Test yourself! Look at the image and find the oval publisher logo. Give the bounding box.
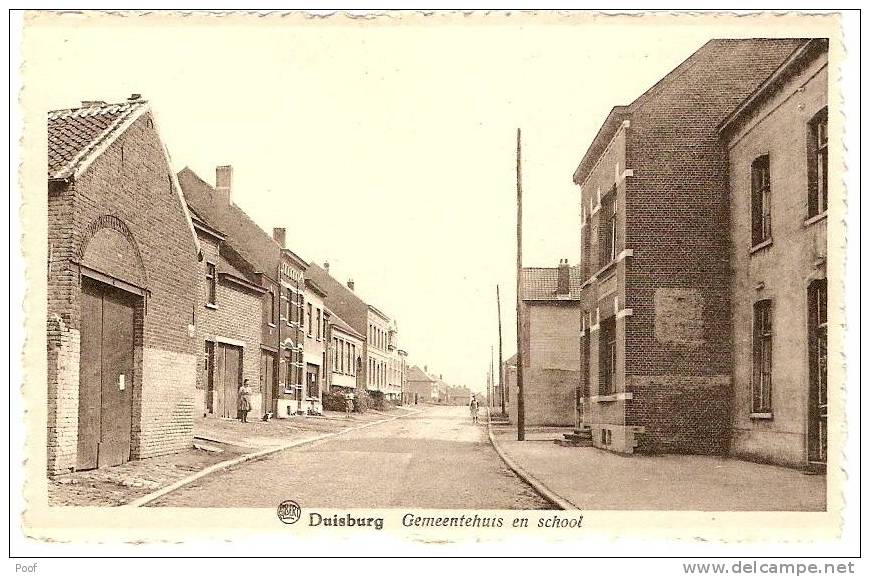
[277,500,301,525]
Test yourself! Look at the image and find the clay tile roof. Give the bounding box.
[406,365,436,382]
[178,166,283,278]
[520,266,584,301]
[48,100,148,179]
[327,309,364,340]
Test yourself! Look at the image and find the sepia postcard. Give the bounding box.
[11,8,860,559]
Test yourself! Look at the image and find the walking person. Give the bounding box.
[238,379,253,423]
[469,395,480,424]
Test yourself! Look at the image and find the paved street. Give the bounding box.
[150,405,551,509]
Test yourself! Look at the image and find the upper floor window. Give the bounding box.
[752,299,773,413]
[600,190,617,264]
[316,308,322,340]
[807,108,828,218]
[307,303,313,336]
[206,262,217,306]
[350,344,357,376]
[751,155,772,246]
[581,217,591,278]
[266,289,276,325]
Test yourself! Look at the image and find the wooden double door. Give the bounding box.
[206,342,242,419]
[77,277,138,470]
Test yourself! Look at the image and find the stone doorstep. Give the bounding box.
[192,441,224,454]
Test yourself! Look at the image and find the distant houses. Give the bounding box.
[403,365,472,406]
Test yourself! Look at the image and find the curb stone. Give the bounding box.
[486,410,578,511]
[126,406,424,508]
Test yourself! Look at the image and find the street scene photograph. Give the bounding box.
[14,10,857,557]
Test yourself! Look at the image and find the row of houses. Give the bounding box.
[46,98,408,474]
[404,366,474,406]
[499,38,829,470]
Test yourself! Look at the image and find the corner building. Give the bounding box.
[47,99,200,473]
[572,39,808,455]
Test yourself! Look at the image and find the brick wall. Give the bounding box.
[195,233,264,418]
[516,303,583,426]
[526,303,583,371]
[522,368,578,426]
[47,111,199,471]
[46,315,80,473]
[627,375,731,454]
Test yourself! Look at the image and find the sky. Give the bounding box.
[24,11,827,394]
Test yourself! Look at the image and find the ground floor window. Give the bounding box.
[599,317,616,395]
[752,300,773,413]
[581,311,591,398]
[808,280,827,463]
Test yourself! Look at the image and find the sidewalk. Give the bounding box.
[489,423,826,511]
[193,409,391,449]
[49,405,420,506]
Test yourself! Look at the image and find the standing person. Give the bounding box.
[469,395,480,424]
[238,379,253,423]
[345,393,354,419]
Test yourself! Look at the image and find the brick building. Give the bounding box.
[719,39,829,468]
[179,167,310,421]
[47,98,200,473]
[189,206,267,420]
[404,365,436,404]
[570,38,808,455]
[510,260,583,427]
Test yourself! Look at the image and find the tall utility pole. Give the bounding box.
[489,346,494,409]
[515,128,525,441]
[496,284,505,416]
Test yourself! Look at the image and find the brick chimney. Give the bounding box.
[272,227,286,248]
[347,279,355,291]
[215,165,233,205]
[557,258,570,295]
[324,262,330,273]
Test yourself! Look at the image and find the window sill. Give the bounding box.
[750,412,773,420]
[749,238,773,255]
[268,323,277,328]
[597,258,618,277]
[804,211,828,227]
[205,303,218,310]
[588,392,633,402]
